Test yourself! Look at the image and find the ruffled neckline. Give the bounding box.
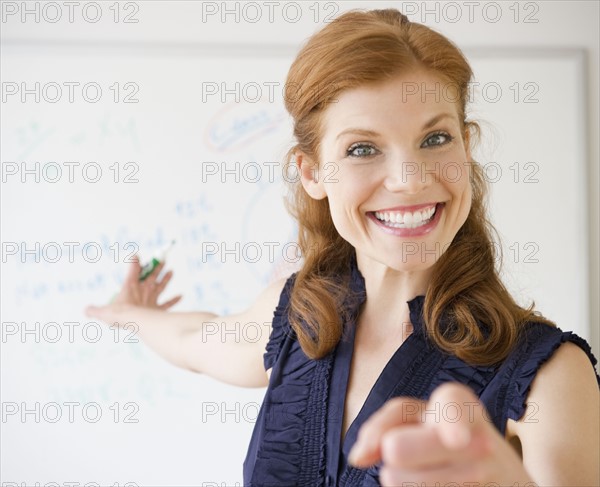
[252,251,433,486]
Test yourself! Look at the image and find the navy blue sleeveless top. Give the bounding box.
[243,252,600,486]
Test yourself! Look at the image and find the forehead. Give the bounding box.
[321,70,461,135]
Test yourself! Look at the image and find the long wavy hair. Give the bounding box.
[281,8,556,366]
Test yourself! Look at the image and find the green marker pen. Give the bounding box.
[109,239,176,304]
[139,239,176,281]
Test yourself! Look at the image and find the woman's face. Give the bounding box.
[299,69,472,272]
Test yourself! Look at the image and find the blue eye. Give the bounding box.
[422,131,454,148]
[346,143,378,158]
[345,131,454,158]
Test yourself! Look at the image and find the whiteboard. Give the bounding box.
[1,41,589,485]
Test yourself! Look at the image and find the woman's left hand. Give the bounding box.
[347,382,537,487]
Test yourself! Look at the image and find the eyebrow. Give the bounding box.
[335,113,455,140]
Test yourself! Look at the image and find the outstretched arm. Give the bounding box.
[86,255,288,389]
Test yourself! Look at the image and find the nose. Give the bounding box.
[383,155,432,194]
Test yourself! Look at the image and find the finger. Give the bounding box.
[159,295,182,310]
[379,452,488,487]
[145,261,166,285]
[348,397,426,467]
[155,270,173,293]
[125,254,142,285]
[381,423,441,469]
[380,421,492,470]
[427,382,485,450]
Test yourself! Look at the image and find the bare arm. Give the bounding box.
[178,276,288,387]
[86,255,289,389]
[509,341,600,486]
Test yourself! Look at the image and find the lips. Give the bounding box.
[372,205,437,226]
[367,202,445,237]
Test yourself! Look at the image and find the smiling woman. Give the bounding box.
[84,6,600,487]
[245,7,600,487]
[282,11,550,368]
[299,70,473,286]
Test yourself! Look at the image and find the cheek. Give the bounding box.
[452,164,472,224]
[439,159,470,194]
[438,160,471,224]
[325,167,371,206]
[325,198,357,244]
[324,175,371,231]
[461,182,473,222]
[439,160,469,186]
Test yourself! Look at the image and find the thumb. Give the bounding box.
[85,304,115,322]
[85,305,103,319]
[348,397,425,467]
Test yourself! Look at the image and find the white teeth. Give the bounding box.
[373,205,437,229]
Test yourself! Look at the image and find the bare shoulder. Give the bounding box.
[248,276,290,383]
[533,340,598,381]
[244,275,290,348]
[250,275,290,314]
[223,274,290,358]
[523,340,598,407]
[507,341,598,433]
[507,340,599,486]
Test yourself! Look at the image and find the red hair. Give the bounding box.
[281,8,555,366]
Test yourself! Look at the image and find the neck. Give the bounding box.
[354,250,432,331]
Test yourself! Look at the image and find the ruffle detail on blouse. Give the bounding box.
[263,272,298,372]
[252,334,334,485]
[339,463,380,486]
[503,323,600,425]
[407,294,426,336]
[252,251,370,486]
[428,353,498,397]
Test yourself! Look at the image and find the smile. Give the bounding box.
[373,204,437,229]
[367,202,445,236]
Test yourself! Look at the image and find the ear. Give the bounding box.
[296,150,327,200]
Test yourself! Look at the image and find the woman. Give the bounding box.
[87,8,600,487]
